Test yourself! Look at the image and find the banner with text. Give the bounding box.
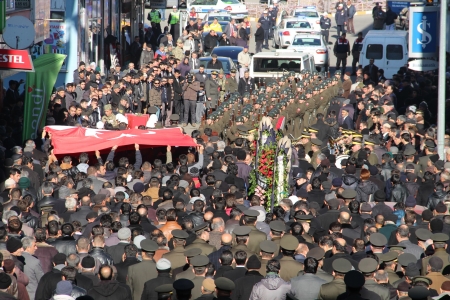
[23,54,66,141]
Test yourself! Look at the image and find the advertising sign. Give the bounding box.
[387,0,410,15]
[409,6,439,58]
[408,59,439,71]
[42,22,68,71]
[23,54,66,140]
[0,49,34,71]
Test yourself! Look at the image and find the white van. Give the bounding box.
[249,51,315,81]
[359,30,408,79]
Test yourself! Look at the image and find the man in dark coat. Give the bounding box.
[106,228,131,264]
[363,59,379,84]
[87,265,132,300]
[231,255,264,300]
[114,244,140,284]
[140,258,174,300]
[223,250,248,281]
[312,114,332,145]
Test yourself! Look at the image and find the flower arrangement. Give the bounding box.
[249,117,291,211]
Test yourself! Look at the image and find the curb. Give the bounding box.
[249,10,371,21]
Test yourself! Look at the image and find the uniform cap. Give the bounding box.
[243,210,259,217]
[190,255,210,267]
[431,232,449,242]
[280,235,298,251]
[260,240,278,253]
[233,226,252,236]
[307,247,325,261]
[269,220,285,233]
[141,239,158,252]
[370,232,387,247]
[403,145,416,156]
[214,277,235,291]
[398,253,417,267]
[170,114,180,121]
[332,258,352,273]
[341,189,357,199]
[172,229,189,239]
[311,138,323,146]
[415,228,432,241]
[378,251,398,263]
[184,248,202,257]
[148,106,158,114]
[358,257,378,273]
[412,276,432,286]
[344,270,365,289]
[155,284,174,294]
[104,104,112,111]
[173,279,195,291]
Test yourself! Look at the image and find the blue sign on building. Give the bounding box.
[409,6,439,58]
[387,1,409,15]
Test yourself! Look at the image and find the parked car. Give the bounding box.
[287,33,329,71]
[273,17,314,49]
[210,46,244,65]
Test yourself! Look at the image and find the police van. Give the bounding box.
[359,30,408,79]
[249,51,315,81]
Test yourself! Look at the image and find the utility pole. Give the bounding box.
[437,0,447,159]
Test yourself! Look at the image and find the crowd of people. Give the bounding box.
[0,1,449,300]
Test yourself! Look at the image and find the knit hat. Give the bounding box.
[246,254,262,269]
[0,273,11,289]
[81,256,96,268]
[55,281,73,296]
[405,196,416,208]
[133,182,145,193]
[18,177,30,189]
[6,237,22,253]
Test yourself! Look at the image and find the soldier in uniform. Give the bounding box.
[162,229,189,271]
[278,235,304,282]
[231,226,255,258]
[268,221,285,257]
[225,69,239,94]
[378,251,401,285]
[259,240,277,277]
[359,258,391,300]
[173,278,195,300]
[306,247,334,283]
[300,131,312,154]
[318,258,352,300]
[101,104,117,126]
[421,233,450,275]
[205,71,220,111]
[185,223,217,255]
[214,277,235,300]
[174,248,201,280]
[190,255,210,299]
[217,69,227,102]
[242,210,267,254]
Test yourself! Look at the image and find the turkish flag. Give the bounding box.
[45,126,197,155]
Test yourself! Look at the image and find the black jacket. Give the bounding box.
[87,280,132,300]
[89,247,114,266]
[427,190,446,211]
[141,272,174,300]
[35,267,93,300]
[37,196,65,214]
[390,184,408,203]
[223,267,248,282]
[189,211,205,228]
[307,189,326,208]
[106,242,129,264]
[68,206,93,227]
[61,166,80,180]
[215,265,234,279]
[48,235,77,256]
[115,257,140,284]
[416,180,435,207]
[204,33,219,51]
[255,27,264,42]
[231,270,264,300]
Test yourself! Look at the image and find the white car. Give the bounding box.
[287,33,329,71]
[292,6,321,31]
[273,17,314,49]
[188,0,248,19]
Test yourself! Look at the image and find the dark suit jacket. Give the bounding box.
[341,116,354,129]
[106,242,129,264]
[223,267,248,282]
[363,64,379,83]
[323,253,359,274]
[115,257,140,284]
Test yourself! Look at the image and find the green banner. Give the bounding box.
[22,53,66,141]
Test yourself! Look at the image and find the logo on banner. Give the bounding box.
[416,16,432,49]
[409,6,438,58]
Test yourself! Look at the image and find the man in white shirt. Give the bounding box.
[237,46,251,78]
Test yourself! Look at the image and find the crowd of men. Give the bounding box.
[0,1,448,300]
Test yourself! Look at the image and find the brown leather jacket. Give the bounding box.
[159,221,182,241]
